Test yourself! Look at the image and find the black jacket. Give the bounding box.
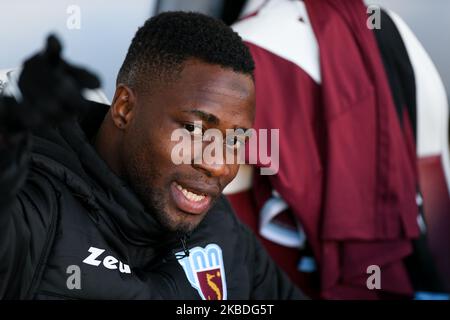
[0,100,302,300]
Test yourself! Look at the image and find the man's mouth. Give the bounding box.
[175,183,206,202]
[170,181,213,215]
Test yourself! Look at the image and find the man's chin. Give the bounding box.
[157,208,206,234]
[164,220,201,234]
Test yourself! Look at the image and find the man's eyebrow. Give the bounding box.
[182,109,250,131]
[182,109,220,125]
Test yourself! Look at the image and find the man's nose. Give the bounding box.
[192,160,232,178]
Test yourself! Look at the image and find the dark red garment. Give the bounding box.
[230,0,420,299]
[418,155,450,291]
[227,190,321,299]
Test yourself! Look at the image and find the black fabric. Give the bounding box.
[373,9,416,139]
[220,0,247,25]
[0,100,303,299]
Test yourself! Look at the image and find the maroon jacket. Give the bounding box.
[230,0,421,299]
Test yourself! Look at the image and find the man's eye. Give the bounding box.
[184,123,203,135]
[225,135,245,150]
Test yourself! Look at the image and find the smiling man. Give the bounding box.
[95,56,254,234]
[0,12,304,300]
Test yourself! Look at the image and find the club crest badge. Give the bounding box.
[176,243,227,300]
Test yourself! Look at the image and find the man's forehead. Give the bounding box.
[177,60,254,98]
[197,82,253,101]
[137,59,255,128]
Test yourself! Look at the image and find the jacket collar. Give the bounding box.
[30,101,179,247]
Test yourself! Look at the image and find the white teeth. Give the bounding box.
[175,183,205,202]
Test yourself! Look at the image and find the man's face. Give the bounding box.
[120,60,255,234]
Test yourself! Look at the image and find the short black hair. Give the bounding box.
[117,11,255,90]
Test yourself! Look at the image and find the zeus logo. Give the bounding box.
[82,247,131,274]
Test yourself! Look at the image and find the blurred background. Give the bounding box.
[0,0,448,101]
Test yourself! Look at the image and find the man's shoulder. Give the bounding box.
[16,166,62,219]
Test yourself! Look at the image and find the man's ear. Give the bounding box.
[110,85,136,129]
